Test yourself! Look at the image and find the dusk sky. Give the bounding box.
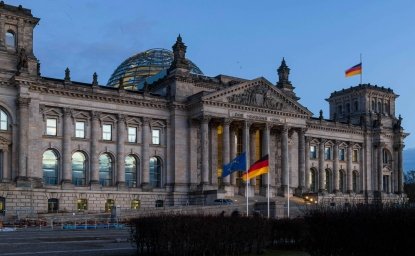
[7,0,415,150]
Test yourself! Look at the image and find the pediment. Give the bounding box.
[72,111,90,120]
[202,77,312,116]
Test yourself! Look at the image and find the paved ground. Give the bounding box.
[0,228,136,256]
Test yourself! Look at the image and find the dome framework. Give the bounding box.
[107,48,203,90]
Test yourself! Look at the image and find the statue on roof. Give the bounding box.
[169,34,190,72]
[16,48,28,74]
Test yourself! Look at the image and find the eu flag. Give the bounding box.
[222,152,246,177]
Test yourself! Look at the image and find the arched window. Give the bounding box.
[352,171,359,193]
[310,168,318,192]
[48,198,59,213]
[131,199,141,209]
[99,153,113,186]
[339,170,346,193]
[325,169,332,193]
[5,31,15,48]
[125,155,138,188]
[77,198,88,211]
[149,157,161,188]
[382,149,391,164]
[72,152,86,186]
[42,150,58,185]
[0,109,8,130]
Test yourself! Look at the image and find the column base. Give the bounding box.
[61,180,74,189]
[141,182,153,191]
[294,186,306,196]
[89,180,100,190]
[16,177,43,188]
[116,181,126,190]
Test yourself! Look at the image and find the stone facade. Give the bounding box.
[0,3,409,218]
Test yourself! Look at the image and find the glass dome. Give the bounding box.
[107,48,203,90]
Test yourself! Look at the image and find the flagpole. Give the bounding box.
[360,53,363,84]
[287,162,290,218]
[267,125,270,219]
[245,123,249,217]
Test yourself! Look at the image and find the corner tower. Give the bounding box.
[0,2,39,77]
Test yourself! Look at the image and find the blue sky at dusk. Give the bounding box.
[7,0,415,150]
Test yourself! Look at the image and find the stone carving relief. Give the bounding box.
[226,83,292,111]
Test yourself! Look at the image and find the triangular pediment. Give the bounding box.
[202,77,312,116]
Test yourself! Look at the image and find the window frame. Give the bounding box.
[46,118,57,136]
[42,149,59,185]
[310,145,317,159]
[352,149,359,163]
[324,146,332,160]
[72,151,87,186]
[339,148,345,161]
[128,126,137,143]
[5,30,16,48]
[102,124,112,141]
[151,128,161,145]
[0,109,8,131]
[75,121,85,138]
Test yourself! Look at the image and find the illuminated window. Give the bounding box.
[0,197,5,216]
[131,199,141,209]
[77,199,88,211]
[75,121,85,138]
[128,127,137,143]
[105,199,115,212]
[102,124,112,140]
[42,150,58,185]
[152,129,160,144]
[46,118,57,136]
[0,110,8,130]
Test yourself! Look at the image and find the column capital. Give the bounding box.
[16,97,31,108]
[200,115,211,124]
[142,117,152,125]
[118,113,126,122]
[282,124,289,134]
[63,107,73,117]
[223,118,232,126]
[320,138,327,145]
[91,111,101,120]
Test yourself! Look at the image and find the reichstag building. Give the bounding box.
[0,3,408,217]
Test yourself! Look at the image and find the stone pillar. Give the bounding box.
[298,128,306,191]
[90,111,100,184]
[318,139,325,192]
[305,137,310,191]
[2,148,9,181]
[347,142,353,193]
[229,126,237,185]
[377,144,383,193]
[0,20,5,49]
[262,124,271,192]
[62,108,72,184]
[333,141,339,193]
[166,120,173,188]
[141,117,151,187]
[201,115,210,185]
[243,121,251,179]
[116,114,126,187]
[397,145,404,193]
[281,125,289,195]
[222,118,231,185]
[17,97,30,179]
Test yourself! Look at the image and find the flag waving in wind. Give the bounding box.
[242,154,269,181]
[222,152,246,177]
[345,63,362,77]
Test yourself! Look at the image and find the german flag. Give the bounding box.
[242,154,269,182]
[345,63,362,77]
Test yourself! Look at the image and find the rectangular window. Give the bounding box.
[310,145,317,159]
[324,147,331,160]
[0,111,7,130]
[128,127,137,143]
[46,118,57,136]
[102,124,112,140]
[152,129,160,144]
[352,149,359,162]
[339,148,345,161]
[75,121,85,138]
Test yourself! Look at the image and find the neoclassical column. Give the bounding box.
[201,115,210,185]
[281,125,289,195]
[333,141,340,192]
[141,117,151,186]
[298,128,306,191]
[17,97,30,178]
[166,120,173,186]
[62,108,72,183]
[377,143,383,193]
[304,137,310,191]
[262,123,271,187]
[222,118,231,185]
[397,144,404,193]
[318,139,325,192]
[2,148,9,181]
[250,128,257,186]
[229,126,237,185]
[347,142,353,193]
[90,111,100,184]
[116,114,126,186]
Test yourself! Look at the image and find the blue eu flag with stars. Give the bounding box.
[222,152,246,177]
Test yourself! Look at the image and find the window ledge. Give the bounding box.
[43,135,62,139]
